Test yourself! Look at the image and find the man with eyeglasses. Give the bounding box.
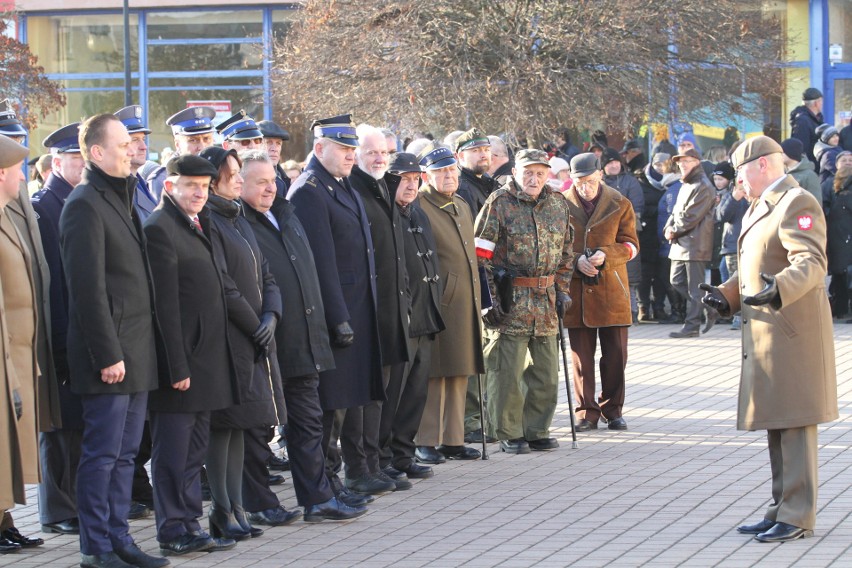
[663,148,717,338]
[219,110,265,153]
[147,106,217,201]
[700,136,836,542]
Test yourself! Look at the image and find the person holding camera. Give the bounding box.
[560,153,640,432]
[474,149,575,454]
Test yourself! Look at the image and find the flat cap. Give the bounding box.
[311,114,358,147]
[569,153,600,179]
[0,134,29,168]
[114,105,151,135]
[730,135,783,169]
[0,100,27,137]
[417,143,457,170]
[198,147,239,173]
[217,110,262,141]
[780,138,804,161]
[455,128,490,153]
[672,148,701,163]
[43,123,82,154]
[388,152,422,175]
[803,87,823,101]
[167,154,220,178]
[257,120,290,141]
[167,106,216,136]
[515,148,550,168]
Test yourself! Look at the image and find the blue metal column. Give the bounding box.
[809,0,825,94]
[139,11,149,122]
[262,7,273,121]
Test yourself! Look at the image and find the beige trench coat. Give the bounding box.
[0,208,40,509]
[719,176,838,431]
[417,185,484,377]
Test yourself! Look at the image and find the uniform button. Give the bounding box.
[399,291,403,295]
[464,241,468,245]
[587,289,593,293]
[742,319,747,324]
[743,353,748,359]
[306,308,312,314]
[316,364,321,370]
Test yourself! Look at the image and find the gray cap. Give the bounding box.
[569,152,600,179]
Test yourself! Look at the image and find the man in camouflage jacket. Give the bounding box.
[474,149,574,454]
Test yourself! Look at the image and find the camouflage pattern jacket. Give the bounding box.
[474,181,574,336]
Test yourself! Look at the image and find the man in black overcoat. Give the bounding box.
[286,115,388,498]
[144,155,239,555]
[59,114,167,568]
[350,125,411,491]
[241,151,367,522]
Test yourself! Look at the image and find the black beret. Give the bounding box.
[199,146,240,172]
[257,120,290,141]
[167,154,220,178]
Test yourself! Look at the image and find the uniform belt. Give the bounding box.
[513,275,555,288]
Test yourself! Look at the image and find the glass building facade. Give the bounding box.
[12,0,852,155]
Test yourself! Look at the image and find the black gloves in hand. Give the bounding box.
[555,292,572,319]
[698,283,730,313]
[743,273,779,307]
[252,313,278,348]
[13,389,23,420]
[332,321,355,348]
[483,304,509,327]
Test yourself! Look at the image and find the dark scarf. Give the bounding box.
[573,185,601,217]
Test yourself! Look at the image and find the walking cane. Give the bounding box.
[557,316,579,449]
[477,373,488,460]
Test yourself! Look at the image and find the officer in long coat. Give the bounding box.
[350,125,411,490]
[702,136,838,543]
[287,115,385,496]
[30,123,87,535]
[144,155,238,552]
[414,143,483,463]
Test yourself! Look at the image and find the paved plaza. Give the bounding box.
[2,322,851,568]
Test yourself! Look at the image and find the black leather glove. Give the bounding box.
[13,389,23,420]
[483,304,509,327]
[555,292,572,319]
[252,312,278,348]
[743,273,779,307]
[698,283,730,313]
[331,321,355,348]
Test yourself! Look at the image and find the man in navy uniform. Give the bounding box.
[31,123,87,537]
[287,114,389,499]
[114,106,157,222]
[60,114,167,568]
[257,120,291,197]
[218,110,264,153]
[147,106,217,200]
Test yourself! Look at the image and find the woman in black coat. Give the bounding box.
[827,166,852,319]
[198,147,285,539]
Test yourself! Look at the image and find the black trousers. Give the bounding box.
[282,375,333,507]
[638,255,668,313]
[150,411,209,542]
[379,336,432,469]
[38,428,83,524]
[242,426,278,513]
[131,421,154,507]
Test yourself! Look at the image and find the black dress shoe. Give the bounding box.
[376,470,411,490]
[344,473,396,494]
[436,445,481,460]
[415,446,446,464]
[247,506,302,527]
[754,521,813,542]
[606,417,628,430]
[575,419,598,432]
[128,502,152,520]
[329,476,374,506]
[158,533,215,556]
[464,428,497,444]
[267,473,286,486]
[0,538,21,554]
[189,531,235,552]
[669,328,699,338]
[113,543,170,567]
[2,526,43,547]
[304,497,367,523]
[397,463,434,479]
[80,552,134,567]
[527,438,559,451]
[500,438,531,454]
[267,454,290,471]
[42,518,80,535]
[737,518,776,534]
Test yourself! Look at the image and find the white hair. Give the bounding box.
[405,138,433,157]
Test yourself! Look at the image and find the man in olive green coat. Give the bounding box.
[702,136,838,543]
